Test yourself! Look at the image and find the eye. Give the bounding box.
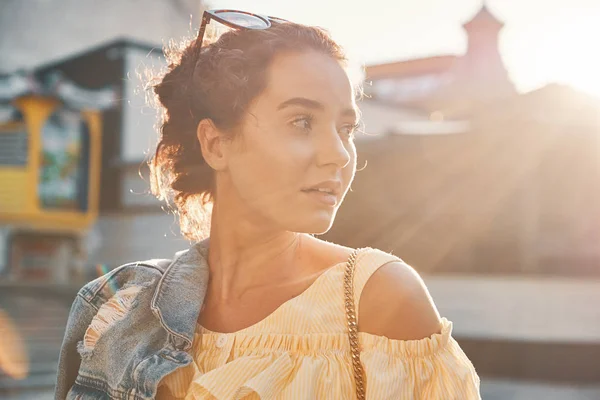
[339,122,359,139]
[290,115,313,132]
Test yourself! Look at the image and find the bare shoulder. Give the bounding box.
[305,236,354,268]
[358,260,442,341]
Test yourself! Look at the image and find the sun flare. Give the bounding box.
[513,12,600,98]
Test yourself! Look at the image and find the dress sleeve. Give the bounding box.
[359,318,481,399]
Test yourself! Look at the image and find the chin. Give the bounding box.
[288,209,336,235]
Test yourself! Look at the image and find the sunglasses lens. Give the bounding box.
[216,11,269,29]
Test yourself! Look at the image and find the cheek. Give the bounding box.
[255,134,312,176]
[231,133,312,200]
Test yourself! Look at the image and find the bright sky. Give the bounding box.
[210,0,600,97]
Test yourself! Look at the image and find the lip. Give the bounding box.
[301,180,342,207]
[303,190,337,206]
[301,180,342,196]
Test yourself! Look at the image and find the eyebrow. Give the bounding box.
[277,97,357,120]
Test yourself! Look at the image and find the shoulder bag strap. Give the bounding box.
[344,248,365,399]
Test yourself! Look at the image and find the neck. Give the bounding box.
[206,198,305,302]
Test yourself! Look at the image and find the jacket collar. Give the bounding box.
[150,238,210,350]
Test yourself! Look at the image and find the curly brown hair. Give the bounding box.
[149,21,347,241]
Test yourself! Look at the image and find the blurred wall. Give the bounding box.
[87,212,189,267]
[0,0,203,73]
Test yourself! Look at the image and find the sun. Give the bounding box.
[510,12,600,98]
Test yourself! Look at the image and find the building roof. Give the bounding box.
[365,4,504,83]
[0,38,157,112]
[32,37,162,76]
[463,4,504,29]
[365,55,457,81]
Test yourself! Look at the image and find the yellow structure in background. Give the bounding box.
[0,95,102,234]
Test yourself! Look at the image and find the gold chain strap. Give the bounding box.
[344,248,365,400]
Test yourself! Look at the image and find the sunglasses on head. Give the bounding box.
[196,9,289,47]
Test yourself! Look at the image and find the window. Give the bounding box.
[0,106,27,166]
[38,109,90,211]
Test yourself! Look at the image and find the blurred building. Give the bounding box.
[0,0,205,282]
[363,5,515,116]
[0,39,193,283]
[325,5,600,399]
[0,69,113,283]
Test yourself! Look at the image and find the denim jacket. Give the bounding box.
[55,239,210,400]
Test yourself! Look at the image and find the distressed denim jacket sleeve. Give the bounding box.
[53,240,209,400]
[55,290,98,400]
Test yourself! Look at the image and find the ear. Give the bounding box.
[196,119,228,171]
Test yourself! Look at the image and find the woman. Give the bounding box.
[56,9,481,399]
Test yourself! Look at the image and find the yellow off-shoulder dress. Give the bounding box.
[157,248,481,399]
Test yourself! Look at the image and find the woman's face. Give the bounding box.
[222,50,358,234]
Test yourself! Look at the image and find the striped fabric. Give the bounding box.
[157,248,481,399]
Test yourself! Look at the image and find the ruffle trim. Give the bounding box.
[196,318,452,359]
[162,319,480,400]
[359,317,453,358]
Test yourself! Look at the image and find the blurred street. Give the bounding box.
[0,284,77,398]
[2,389,54,400]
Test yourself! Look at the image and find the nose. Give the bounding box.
[314,127,352,169]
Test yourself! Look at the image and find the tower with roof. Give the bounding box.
[365,2,515,117]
